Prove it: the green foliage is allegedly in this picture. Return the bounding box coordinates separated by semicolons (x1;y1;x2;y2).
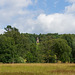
52;39;72;63
0;25;75;63
0;35;15;63
61;34;73;48
72;36;75;62
15;57;25;63
41;39;72;63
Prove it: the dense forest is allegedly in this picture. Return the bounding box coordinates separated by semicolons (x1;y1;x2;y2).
0;25;75;63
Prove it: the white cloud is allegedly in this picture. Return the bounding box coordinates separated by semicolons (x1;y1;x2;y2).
12;18;36;33
67;0;75;3
54;0;59;7
36;13;75;34
13;0;75;34
29;0;75;34
0;0;75;34
13;13;75;34
0;0;32;19
65;0;75;14
0;0;32;7
0;0;33;34
0;29;5;34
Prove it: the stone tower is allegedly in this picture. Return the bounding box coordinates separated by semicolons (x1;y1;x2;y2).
36;37;39;43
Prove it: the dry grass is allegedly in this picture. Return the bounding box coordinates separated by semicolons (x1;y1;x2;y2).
0;63;75;75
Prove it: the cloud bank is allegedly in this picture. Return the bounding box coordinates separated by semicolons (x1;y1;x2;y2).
0;0;75;34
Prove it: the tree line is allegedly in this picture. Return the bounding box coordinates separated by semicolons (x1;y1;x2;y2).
0;25;75;63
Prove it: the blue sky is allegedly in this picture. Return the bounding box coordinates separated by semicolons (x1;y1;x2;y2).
0;0;75;34
29;0;70;14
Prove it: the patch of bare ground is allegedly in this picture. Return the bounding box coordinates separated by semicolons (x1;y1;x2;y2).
49;69;75;74
0;72;44;75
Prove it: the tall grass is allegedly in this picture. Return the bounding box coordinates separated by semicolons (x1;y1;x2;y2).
0;63;75;75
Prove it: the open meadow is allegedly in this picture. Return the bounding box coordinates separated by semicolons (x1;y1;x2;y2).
0;63;75;75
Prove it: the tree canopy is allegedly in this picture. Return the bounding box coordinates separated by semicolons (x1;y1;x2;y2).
0;25;75;63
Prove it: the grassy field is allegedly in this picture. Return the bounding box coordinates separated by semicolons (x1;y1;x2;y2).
0;63;75;75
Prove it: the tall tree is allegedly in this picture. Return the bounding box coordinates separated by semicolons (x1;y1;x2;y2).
0;35;15;63
41;39;72;63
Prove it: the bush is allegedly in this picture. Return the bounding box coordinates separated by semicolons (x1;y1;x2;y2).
15;57;24;63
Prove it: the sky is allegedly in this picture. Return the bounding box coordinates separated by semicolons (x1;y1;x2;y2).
0;0;75;34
